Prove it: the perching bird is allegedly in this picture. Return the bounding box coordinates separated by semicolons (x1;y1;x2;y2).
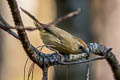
21;8;89;56
35;22;89;55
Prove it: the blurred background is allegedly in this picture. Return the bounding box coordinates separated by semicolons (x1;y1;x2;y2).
0;0;120;80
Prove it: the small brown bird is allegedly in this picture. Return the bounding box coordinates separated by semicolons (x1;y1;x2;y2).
21;8;89;56
35;22;89;55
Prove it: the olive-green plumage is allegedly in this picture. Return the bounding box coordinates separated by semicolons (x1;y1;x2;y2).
36;23;88;54
20;7;88;55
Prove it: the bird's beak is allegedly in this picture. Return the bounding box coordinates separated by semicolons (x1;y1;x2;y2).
83;48;90;58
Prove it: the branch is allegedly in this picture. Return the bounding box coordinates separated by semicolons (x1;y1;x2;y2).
0;15;88;64
1;0;120;80
20;7;81;30
0;15;19;39
1;17;120;79
1;8;80;33
88;43;120;80
48;8;80;25
6;0;45;69
5;26;39;31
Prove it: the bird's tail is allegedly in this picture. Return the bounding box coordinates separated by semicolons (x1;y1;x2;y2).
20;7;46;31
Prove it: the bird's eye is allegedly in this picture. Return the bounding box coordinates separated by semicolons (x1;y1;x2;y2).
79;46;84;49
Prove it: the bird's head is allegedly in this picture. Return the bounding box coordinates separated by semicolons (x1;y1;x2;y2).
77;39;90;57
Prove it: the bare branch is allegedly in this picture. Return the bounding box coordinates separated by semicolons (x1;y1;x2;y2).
59;56;106;65
88;43;120;80
86;63;90;80
0;15;19;39
0;15;90;65
1;18;120;79
8;26;39;31
1;1;119;80
6;0;45;70
0;15;89;64
20;7;41;25
27;63;35;80
20;7;81;29
48;8;81;25
24;58;29;80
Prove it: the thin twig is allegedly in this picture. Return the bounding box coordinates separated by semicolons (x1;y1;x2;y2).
86;63;90;80
85;56;90;80
20;7;81;29
31;64;35;80
27;63;35;80
0;14;10;26
6;0;44;70
48;8;81;25
2;1;120;80
3;8;80;32
7;0;31;54
1;19;120;79
24;58;29;80
20;7;41;25
59;56;106;65
0;15;19;39
8;26;38;31
0;17;90;64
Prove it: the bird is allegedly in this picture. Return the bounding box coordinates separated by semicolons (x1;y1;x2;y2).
20;8;89;56
35;22;89;56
